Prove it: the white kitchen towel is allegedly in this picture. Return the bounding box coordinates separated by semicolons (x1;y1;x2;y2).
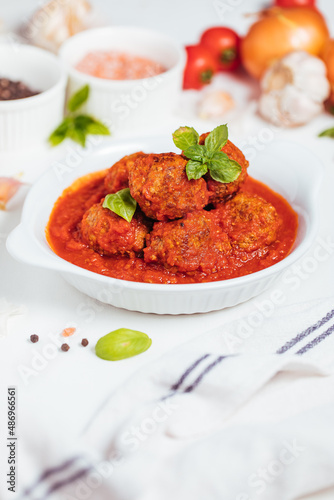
17;296;334;500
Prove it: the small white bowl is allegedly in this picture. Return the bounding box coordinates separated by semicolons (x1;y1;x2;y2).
6;138;322;315
59;26;186;135
0;44;67;151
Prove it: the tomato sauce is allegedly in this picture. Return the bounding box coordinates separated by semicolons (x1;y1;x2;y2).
46;171;298;284
75;51;166;80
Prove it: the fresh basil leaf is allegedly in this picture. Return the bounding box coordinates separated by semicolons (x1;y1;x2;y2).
67;84;90;113
95;328;152;361
186;160;208;180
73;115;95;129
67;126;86;147
103;188;137;222
183;145;206;162
208;156;241;183
204;148;215;160
74;115;111;138
319;127;334;138
173;126;199;151
49;133;67;147
86;119;111;136
205;124;228;153
48;117;73;146
210;151;229;162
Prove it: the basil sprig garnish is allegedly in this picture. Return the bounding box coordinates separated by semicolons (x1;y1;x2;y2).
103;188;137;223
173;124;241;183
49;85;110;147
95;328;152;361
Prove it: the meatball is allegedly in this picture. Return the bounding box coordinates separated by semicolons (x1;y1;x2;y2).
199;133;249;203
81;200;151;257
144;210;231;273
128;152;209;221
217;192;281;252
104;152;144;193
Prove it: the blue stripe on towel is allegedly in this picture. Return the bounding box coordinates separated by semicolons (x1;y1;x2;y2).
21;455;82;498
171;354;211;391
295;322;334;355
184;356;226;393
41;467;92;500
276;309;334;354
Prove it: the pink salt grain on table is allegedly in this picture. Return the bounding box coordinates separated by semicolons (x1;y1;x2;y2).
62;327;76;337
75;50;166;80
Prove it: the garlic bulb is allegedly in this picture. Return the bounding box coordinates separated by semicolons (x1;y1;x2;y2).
198;90;235;120
259;51;330;127
23;0;92;53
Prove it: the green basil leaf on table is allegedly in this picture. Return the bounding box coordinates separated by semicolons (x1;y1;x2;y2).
86;120;111;136
48;117;73;146
95;328;152;361
103;188;137;223
49;110;110;147
67;124;87;147
74;115;110;136
319;127;334;138
73;115;95;129
67;84;90;113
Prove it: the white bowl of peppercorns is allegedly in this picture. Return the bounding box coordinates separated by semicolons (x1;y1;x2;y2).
0;43;67;151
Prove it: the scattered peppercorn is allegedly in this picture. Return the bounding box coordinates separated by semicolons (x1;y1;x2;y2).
81;338;89;347
0;78;40;101
61;343;70;352
30;334;39;343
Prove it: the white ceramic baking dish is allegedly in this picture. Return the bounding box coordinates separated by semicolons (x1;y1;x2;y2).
6;137;322;314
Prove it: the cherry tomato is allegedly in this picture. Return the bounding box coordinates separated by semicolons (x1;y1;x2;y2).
183;45;218;90
274;0;316;7
199;27;241;72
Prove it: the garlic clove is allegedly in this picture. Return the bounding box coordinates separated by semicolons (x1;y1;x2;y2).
258;91;287;127
198;90;235;120
23;0;92;53
282;51;330;102
280;85;323;125
294;71;330;103
0;177;23;210
261;62;293;93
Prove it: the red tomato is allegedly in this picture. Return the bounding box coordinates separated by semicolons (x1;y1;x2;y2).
183;45;218;90
199;27;241;72
274;0;316;6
